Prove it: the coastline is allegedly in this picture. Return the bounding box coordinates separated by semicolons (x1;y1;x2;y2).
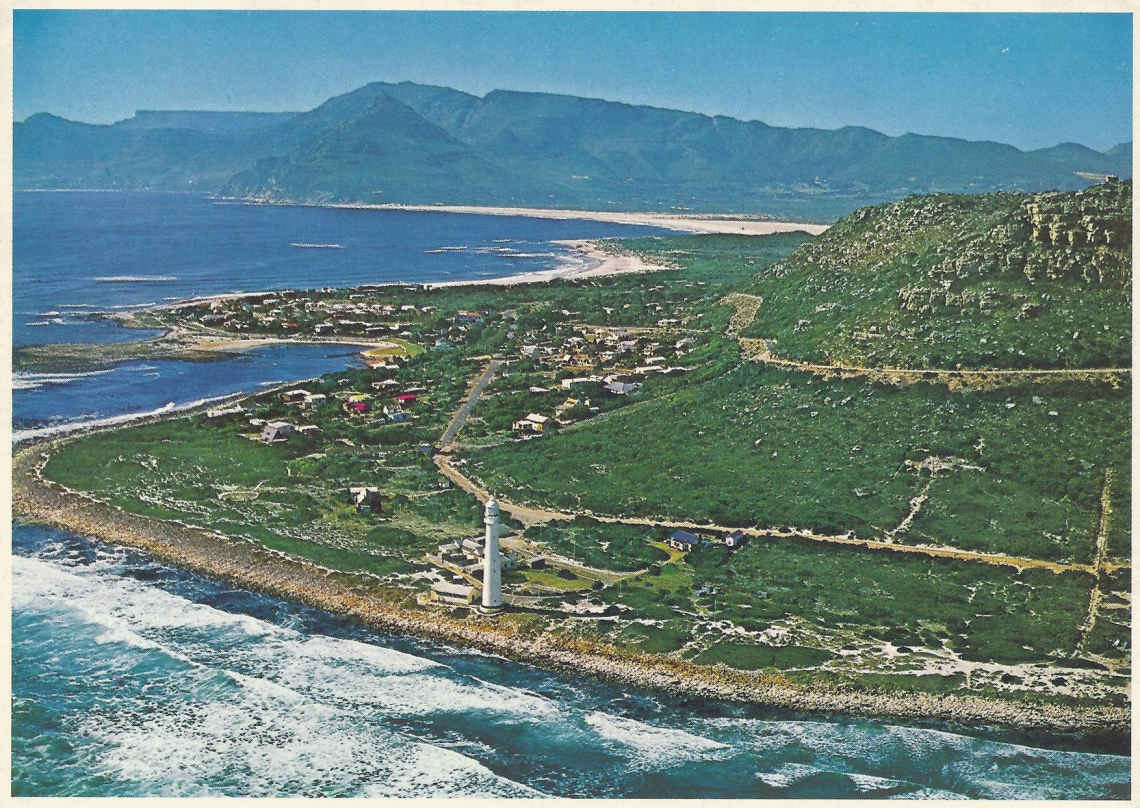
423;239;677;288
12;431;1129;746
15;239;678;375
229;196;832;236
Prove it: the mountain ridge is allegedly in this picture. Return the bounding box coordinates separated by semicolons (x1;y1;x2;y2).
15;81;1132;220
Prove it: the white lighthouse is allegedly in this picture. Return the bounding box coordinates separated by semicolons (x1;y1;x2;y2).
481;497;503;611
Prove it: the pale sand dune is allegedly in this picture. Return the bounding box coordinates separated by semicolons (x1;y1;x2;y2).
425;240;675;289
330;202;831;236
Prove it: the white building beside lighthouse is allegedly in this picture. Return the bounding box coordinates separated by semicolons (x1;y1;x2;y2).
481;498;503;611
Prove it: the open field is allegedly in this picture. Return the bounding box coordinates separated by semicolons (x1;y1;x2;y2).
466;364;1130;564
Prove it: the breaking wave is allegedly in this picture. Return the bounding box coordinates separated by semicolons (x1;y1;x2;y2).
11;530;1131;799
12;394;234;442
13;369;115;391
92;275;178;283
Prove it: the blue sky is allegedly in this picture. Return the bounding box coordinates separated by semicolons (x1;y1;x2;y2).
14;11;1133;151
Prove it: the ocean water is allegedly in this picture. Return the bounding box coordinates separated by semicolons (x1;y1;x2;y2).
14;190;669;440
11;191;1132;798
14;190;668;348
13;345;365;441
12;525;1131;799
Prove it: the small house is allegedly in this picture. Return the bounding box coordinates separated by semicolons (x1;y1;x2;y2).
604;381;642;396
387;410;412;424
431;580;474;604
303;393;327;408
348;486;383;514
260;421;293;443
280;389;310;404
343;399;370;415
725;530;748;549
454;311;484;324
513;413;549;435
668;530;700;551
437;540;461;557
396;394;418;405
206;404;244;419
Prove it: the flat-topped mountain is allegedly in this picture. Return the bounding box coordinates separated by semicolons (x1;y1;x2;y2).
15;81;1132;220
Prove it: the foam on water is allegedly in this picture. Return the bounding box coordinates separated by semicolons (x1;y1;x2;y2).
13;553;273;646
12;531;1131;798
92;275;178;282
13;369;115;391
585;711;730;766
294;632;443;674
13;394;233;441
14;549;548;797
702;716;1130;800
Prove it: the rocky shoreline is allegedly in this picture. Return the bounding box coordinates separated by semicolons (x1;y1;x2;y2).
12;435;1130;749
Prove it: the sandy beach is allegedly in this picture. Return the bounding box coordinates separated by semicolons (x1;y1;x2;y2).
234;197;832;236
425;239;676;288
341;203;831;236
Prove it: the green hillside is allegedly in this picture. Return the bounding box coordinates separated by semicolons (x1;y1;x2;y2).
735;180;1132;368
466;181;1131;565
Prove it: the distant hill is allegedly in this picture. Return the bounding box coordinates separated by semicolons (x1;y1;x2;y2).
113;110;299;136
14;112;270;190
14;81;1133;220
736;179;1132;368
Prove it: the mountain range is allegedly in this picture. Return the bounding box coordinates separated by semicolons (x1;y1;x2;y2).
15;81;1132;221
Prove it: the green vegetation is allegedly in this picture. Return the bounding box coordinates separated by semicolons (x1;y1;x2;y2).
469;365;1129;563
736;182;1131;369
597;531;1096;666
42;348;493;578
691;643;834;670
523;518;670;572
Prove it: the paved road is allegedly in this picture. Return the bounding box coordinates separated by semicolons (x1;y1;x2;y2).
438;359;501;451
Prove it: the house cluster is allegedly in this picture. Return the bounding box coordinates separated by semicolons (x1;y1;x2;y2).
497;321;702;440
250;381;424;444
667;529;749;552
171;288;441;339
518;324;693;378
